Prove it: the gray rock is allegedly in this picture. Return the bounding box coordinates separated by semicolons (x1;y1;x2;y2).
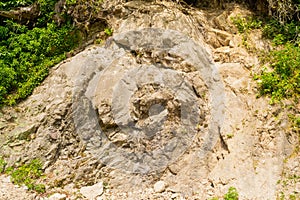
10;123;37;141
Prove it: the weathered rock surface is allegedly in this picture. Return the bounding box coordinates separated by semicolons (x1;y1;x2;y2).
0;1;298;200
0;175;38;200
154;181;167;193
80;182;103;200
47;193;67;200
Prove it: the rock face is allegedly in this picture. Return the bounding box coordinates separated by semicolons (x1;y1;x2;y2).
72;28;224;174
0;1;298;200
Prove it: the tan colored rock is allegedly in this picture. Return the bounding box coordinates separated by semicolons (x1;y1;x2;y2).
80;182;104;200
154;181;166;193
48;193;67;200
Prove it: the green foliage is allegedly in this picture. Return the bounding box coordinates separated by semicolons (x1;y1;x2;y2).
0;157;7;173
232;16;300;46
8;159;45;193
232;14;300;104
262;20;300;46
0;0;34;10
231;16;262;33
255;44;300;103
104;27;113;36
0;1;79;106
0;21;78;106
224;187;239;200
35;0;58;26
66;0;77;5
289;194;297;200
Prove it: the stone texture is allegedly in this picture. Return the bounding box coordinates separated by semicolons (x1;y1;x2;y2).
47;193;67;200
0;1;298;200
0;175;36;200
154;181;166;193
80;182;104;200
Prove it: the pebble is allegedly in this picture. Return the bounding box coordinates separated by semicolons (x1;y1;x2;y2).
154;181;166;193
48;193;67;200
171;193;179;199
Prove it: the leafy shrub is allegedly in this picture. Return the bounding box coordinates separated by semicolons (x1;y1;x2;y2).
66;0;77;5
231;16;262;33
0;21;78;105
224;187;239;200
8;159;45;193
262;20;300;45
0;0;111;106
255;44;300;103
0;0;34;10
232;14;300;104
104;28;113;36
0;157;7;173
0;0;79;106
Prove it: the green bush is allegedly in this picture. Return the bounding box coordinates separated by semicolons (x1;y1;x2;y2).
262;20;300;45
0;0;111;106
0;0;79;106
230;14;300;104
231;16;262;33
8;159;45;193
0;0;34;10
255;44;300;103
0;21;78;105
0;157;7;173
104;28;113;36
224;187;239;200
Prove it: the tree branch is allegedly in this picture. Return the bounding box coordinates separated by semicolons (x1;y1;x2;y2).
0;3;39;23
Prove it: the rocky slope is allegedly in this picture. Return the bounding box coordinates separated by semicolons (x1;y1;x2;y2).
0;1;299;199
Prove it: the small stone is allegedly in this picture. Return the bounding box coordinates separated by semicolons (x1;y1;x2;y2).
2;176;11;183
168;163;181;175
80;182;103;200
49;131;59;140
48;193;67;200
21;185;28;190
96;196;103;200
171;193;180;199
229;40;235;47
295;182;300;193
154;181;166;193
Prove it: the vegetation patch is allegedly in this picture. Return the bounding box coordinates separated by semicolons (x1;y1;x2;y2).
0;22;79;105
224;187;239;200
231;15;262;34
0;157;7;173
232;14;299;104
0;0;80;106
257;18;300;104
0;0;110;107
6;159;46;193
255;44;300;103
